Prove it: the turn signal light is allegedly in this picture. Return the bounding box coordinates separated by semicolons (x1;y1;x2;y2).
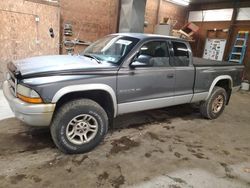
17;94;43;104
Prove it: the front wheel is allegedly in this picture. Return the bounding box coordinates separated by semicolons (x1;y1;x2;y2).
200;86;227;119
50;99;108;154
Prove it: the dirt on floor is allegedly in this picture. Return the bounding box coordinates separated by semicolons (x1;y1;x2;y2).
0;92;250;188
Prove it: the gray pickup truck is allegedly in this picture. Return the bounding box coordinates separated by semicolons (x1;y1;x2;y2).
3;33;244;154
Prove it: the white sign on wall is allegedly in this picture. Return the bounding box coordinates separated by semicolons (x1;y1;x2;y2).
203;39;227;61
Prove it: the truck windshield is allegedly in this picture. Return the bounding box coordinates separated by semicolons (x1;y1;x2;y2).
81;35;139;64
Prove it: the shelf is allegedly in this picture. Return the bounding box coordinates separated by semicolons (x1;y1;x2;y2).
229;59;240;63
232;52;242;55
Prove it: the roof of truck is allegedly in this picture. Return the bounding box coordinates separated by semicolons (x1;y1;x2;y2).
112;32;186;41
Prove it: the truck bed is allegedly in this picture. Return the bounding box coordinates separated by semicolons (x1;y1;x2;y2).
192;57;244;95
193;57;240;67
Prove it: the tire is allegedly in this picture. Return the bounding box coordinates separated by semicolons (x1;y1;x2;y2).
50;99;108;154
200;86;227;119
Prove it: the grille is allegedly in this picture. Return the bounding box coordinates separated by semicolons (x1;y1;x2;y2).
7;70;17;96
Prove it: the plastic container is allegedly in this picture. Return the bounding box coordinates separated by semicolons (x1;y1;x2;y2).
241;80;250;91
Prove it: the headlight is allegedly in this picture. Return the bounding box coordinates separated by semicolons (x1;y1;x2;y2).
17;84;43;104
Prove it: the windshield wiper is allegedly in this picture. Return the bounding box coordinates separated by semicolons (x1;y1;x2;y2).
83;54;101;64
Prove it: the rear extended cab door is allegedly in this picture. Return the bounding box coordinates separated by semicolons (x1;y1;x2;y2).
168;40;195;102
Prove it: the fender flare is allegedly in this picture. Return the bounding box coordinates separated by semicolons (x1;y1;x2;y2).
206;75;233;100
52;84;117;117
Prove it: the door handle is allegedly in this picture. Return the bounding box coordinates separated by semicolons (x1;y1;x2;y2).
167;73;174;78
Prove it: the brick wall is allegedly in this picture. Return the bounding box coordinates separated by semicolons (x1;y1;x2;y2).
144;0;188;33
60;0;188;54
60;0;119;54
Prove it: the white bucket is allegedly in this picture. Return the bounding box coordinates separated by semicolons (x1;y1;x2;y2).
241;81;250;91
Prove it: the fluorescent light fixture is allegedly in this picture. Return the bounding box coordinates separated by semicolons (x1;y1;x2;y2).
44;0;59;3
165;0;190;6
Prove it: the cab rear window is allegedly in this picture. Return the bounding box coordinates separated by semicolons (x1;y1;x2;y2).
171;41;189;66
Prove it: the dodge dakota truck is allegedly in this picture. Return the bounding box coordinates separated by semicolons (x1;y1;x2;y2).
3;33;244;154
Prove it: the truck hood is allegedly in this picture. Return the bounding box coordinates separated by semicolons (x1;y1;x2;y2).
13;55;115;76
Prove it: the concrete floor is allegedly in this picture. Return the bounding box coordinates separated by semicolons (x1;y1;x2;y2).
0;90;13;120
0;92;249;188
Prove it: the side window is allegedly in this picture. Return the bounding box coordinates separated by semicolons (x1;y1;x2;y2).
135;41;170;67
171;41;189;66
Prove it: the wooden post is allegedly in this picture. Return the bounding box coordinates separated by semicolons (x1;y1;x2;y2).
156;0;162;24
223;1;238;60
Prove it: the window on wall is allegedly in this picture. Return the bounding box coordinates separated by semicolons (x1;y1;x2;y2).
135;41;170;67
237;8;250;20
171;41;189;67
188;9;233;22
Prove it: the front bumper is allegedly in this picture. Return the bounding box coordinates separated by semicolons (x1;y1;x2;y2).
3;81;55;126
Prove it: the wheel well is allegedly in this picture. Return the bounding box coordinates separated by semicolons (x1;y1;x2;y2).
55;90;114;123
215;79;232;104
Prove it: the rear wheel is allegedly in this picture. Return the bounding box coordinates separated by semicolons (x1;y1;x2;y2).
50;99;108;154
200;86;227;119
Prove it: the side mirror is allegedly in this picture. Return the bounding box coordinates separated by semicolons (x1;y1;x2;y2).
131;51;140;61
130;51;140;68
130;61;146;67
130;52;149;68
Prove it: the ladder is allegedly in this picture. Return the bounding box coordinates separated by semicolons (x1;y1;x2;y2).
228;31;248;64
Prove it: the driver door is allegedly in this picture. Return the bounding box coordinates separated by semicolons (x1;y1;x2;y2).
117;40;175;114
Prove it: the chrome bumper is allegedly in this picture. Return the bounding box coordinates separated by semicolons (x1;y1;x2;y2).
3;81;55;126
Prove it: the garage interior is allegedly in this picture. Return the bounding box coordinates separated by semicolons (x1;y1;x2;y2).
0;0;250;187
